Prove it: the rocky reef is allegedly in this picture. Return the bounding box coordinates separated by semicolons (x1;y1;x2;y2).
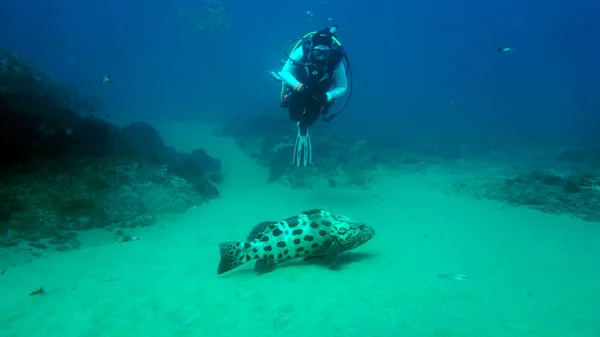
217;116;447;189
218;116;378;189
0;49;222;253
446;166;600;222
220;116;600;223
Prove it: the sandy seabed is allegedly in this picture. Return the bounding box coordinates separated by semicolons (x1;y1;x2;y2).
1;122;598;337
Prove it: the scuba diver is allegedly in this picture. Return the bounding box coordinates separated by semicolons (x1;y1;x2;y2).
268;25;353;167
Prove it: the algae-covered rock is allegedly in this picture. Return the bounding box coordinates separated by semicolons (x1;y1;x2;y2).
0;47;224;251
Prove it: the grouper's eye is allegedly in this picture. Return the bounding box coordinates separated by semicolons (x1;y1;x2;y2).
359;224;366;230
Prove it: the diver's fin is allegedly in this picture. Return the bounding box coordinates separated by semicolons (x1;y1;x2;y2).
292;122;312;167
268;70;283;82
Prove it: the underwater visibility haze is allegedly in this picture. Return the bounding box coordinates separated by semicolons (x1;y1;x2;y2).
0;0;599;336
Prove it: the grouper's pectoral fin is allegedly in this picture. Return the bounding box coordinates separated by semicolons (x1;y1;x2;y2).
253;258;277;274
328;242;341;268
304;241;341;269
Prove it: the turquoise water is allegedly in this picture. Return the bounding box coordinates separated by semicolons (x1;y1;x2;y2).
1;125;599;336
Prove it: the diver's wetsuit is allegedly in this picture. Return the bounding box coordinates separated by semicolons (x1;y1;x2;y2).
279;47;348;129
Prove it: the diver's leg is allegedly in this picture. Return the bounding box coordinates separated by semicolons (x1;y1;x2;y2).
288;96;304;122
305;98;325;126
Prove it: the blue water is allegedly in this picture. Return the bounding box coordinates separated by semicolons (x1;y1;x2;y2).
1;0;598;141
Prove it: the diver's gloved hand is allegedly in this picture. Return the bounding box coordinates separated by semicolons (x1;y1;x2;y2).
291;83;311;99
314;91;329;104
293;83;307;93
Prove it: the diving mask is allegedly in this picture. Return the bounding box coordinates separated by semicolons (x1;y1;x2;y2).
312;45;331;62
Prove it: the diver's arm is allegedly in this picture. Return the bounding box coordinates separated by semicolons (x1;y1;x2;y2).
279;48;304;88
327;62;348;99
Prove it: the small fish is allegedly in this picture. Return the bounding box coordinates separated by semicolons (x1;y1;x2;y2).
101;74;112;84
217;209;376;275
497;47;513;53
29;287;45;296
438;273;467;281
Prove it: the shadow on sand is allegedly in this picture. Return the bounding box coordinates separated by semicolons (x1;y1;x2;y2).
255;251;377;275
217;252;377;277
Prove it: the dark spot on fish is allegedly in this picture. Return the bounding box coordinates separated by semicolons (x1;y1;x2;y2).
264;245;272;251
283;249;289;255
311;243;319;248
272;228;283;236
252;248;258;253
286;255;293;260
268;254;274;259
287;218;300;228
245;255;252;261
322;220;332;227
260;236;269;242
254;254;260;258
277;241;286;248
304;250;310;255
268;224;276;230
243;242;251;249
255;234;263;240
277;253;283;259
318;230;327;237
293;238;301;245
303;235;314;242
235;242;241;247
297;247;304;252
292;229;303;236
294;253;301;257
310;222;319;229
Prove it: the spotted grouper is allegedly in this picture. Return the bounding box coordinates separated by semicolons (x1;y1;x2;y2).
217;209;376;275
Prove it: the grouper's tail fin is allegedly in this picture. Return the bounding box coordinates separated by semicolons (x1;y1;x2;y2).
217;241;254;275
